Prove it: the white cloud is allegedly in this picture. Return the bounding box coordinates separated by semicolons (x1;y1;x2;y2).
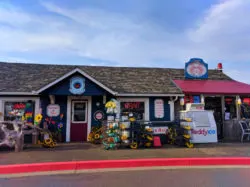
0;0;250;83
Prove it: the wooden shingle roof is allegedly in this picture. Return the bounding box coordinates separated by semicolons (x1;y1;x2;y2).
0;62;232;95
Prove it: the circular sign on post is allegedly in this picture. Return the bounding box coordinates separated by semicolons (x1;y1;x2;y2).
94;110;104;121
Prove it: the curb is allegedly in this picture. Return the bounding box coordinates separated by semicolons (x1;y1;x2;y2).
1;157;250;175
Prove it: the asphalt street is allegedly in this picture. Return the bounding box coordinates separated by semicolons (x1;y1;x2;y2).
1;168;250;187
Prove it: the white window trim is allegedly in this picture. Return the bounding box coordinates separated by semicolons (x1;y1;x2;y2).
66;96;92;142
117;98;149;121
0;97;40;122
71;101;88;123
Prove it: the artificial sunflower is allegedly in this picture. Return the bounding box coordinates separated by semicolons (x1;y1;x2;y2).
130;142;138;149
35;114;43;122
146;135;153;141
183;134;191;139
185;142;194;148
94;134;100;139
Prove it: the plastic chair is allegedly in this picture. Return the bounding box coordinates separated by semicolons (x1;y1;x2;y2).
239;121;250;142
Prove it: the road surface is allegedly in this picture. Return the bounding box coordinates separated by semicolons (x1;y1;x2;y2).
1;168;250;187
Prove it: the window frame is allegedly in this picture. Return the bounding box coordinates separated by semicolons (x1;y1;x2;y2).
71;100;88;123
117;98;149;121
0;97;40;122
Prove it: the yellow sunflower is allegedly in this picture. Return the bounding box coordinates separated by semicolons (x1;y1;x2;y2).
35;114;43;122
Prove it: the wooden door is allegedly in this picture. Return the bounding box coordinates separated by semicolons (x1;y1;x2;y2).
70;101;88;142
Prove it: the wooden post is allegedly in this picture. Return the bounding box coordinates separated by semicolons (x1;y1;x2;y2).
32;129;38;145
221;96;225;138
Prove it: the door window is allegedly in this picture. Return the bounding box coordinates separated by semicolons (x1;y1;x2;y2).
72;101;87;122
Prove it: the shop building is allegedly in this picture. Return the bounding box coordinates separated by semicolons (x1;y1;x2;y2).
1;58;250;142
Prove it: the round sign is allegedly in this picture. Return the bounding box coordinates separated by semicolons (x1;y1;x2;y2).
187;61;207;77
94;110;104;121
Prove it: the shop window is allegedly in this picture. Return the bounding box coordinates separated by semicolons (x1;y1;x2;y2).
4;101;35;122
224;97;237;120
120;102;145;120
241;98;250;119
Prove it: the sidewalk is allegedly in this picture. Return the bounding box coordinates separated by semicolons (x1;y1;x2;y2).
1;142;250;165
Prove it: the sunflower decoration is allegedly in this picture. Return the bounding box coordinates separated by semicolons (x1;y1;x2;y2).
185;142;194;148
34;114;43;126
130;142;138;149
146;134;153;141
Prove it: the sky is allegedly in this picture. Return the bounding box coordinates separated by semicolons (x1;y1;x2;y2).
0;0;250;83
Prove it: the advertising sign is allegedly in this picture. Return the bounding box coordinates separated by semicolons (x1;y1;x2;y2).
154;99;164;118
190;128;217;143
153;126;168;135
185;58;208;79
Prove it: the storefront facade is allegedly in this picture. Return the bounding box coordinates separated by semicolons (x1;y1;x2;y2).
0;64;184;142
1;58;250;142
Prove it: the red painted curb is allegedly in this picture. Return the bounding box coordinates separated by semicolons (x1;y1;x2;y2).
1;157;250;175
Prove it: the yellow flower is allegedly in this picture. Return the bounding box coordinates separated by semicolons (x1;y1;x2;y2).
35;114;43;122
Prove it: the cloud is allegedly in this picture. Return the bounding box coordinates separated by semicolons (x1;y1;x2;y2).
0;0;250;83
186;0;250;61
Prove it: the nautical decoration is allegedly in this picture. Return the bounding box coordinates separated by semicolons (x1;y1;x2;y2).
69;76;85;95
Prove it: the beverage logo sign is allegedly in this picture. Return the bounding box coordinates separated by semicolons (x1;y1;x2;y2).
191;129;216;136
185;58;208;79
69;77;85;95
94;110;105;121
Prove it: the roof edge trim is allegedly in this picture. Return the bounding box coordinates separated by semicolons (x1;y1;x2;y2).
36;68;118;95
117;93;184;97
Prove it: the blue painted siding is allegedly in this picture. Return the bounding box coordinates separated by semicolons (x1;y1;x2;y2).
149;97;170;121
40;96;67;142
91;95;115;127
42;73;108;96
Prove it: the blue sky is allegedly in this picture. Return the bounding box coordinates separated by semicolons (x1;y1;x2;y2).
0;0;250;83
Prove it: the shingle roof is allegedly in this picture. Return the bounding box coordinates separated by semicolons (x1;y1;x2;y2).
0;62;232;94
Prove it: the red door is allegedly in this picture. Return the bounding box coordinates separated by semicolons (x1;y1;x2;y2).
70;101;88;142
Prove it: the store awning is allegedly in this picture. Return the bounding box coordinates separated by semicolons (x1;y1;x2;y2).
173;80;250;95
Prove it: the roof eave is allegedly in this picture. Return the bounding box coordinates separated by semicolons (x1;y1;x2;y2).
117;93;184;97
35;68;118;96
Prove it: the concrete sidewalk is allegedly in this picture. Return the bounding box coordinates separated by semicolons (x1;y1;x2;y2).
1;143;250;165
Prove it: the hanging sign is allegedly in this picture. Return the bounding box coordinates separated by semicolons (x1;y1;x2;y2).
47;104;60;117
185;58;208;79
69;76;85;95
154;99;164;118
94;110;105;121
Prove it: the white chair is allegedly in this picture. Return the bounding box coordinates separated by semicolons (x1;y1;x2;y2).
239;121;250;142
